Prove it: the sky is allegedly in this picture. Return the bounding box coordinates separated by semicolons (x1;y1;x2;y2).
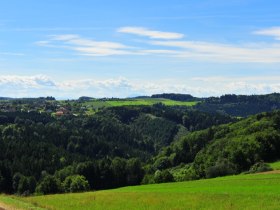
1;0;280;99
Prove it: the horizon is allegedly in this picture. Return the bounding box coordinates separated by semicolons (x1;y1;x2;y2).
0;92;279;101
1;0;280;98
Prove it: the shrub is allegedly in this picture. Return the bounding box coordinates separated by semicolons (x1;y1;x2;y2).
154;170;174;183
249;161;272;173
205;159;237;178
141;174;155;185
62;175;89;193
36;175;61;195
172;166;199;182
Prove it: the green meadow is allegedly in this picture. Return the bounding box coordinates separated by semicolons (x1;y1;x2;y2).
74;98;199;115
83;98;198;108
1;173;280;210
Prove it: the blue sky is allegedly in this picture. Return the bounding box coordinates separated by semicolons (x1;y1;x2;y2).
1;0;280;98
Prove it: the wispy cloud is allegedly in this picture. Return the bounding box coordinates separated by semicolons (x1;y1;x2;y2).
254;27;280;40
37;27;280;62
118;27;184;39
149;40;280;63
37;34;136;56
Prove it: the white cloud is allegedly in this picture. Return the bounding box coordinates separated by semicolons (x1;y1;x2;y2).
74;47;131;56
188;76;280;96
118;27;184;39
0;75;56;88
254;27;280;40
0;75;279;99
0;75;57;98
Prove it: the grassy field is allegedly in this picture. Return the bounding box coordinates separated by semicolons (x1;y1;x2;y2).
75;98;199;115
0;195;45;210
1;173;280;210
83;98;199;108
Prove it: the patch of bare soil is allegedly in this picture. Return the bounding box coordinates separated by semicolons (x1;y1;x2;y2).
257;170;280;174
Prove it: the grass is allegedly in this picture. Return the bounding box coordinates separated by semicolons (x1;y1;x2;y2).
268;160;280;170
1;173;280;210
82;98;198;108
0;195;45;210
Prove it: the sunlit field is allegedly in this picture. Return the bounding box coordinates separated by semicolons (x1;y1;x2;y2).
1;173;280;210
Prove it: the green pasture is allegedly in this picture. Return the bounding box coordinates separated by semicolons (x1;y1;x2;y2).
83;98;198;108
1;173;280;210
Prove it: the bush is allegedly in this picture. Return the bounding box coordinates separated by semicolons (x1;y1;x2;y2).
62;175;89;193
205;159;237;178
172;166;199;182
154;170;174;183
36;175;61;195
141;174;155;185
249;162;272;173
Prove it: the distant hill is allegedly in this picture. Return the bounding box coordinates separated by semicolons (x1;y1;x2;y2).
78;96;95;101
0;97;12;100
0;96;55;101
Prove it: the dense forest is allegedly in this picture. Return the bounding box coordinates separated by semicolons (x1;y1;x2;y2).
0;93;279;195
195;93;280;117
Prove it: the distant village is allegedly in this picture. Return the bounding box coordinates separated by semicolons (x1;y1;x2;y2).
0;97;94;116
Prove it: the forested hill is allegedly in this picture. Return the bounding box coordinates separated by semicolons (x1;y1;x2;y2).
0;94;279;196
137;93;280;117
0;105;233;194
195;93;280;117
148;110;280;183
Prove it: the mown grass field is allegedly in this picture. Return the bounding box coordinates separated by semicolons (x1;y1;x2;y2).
1;173;280;210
